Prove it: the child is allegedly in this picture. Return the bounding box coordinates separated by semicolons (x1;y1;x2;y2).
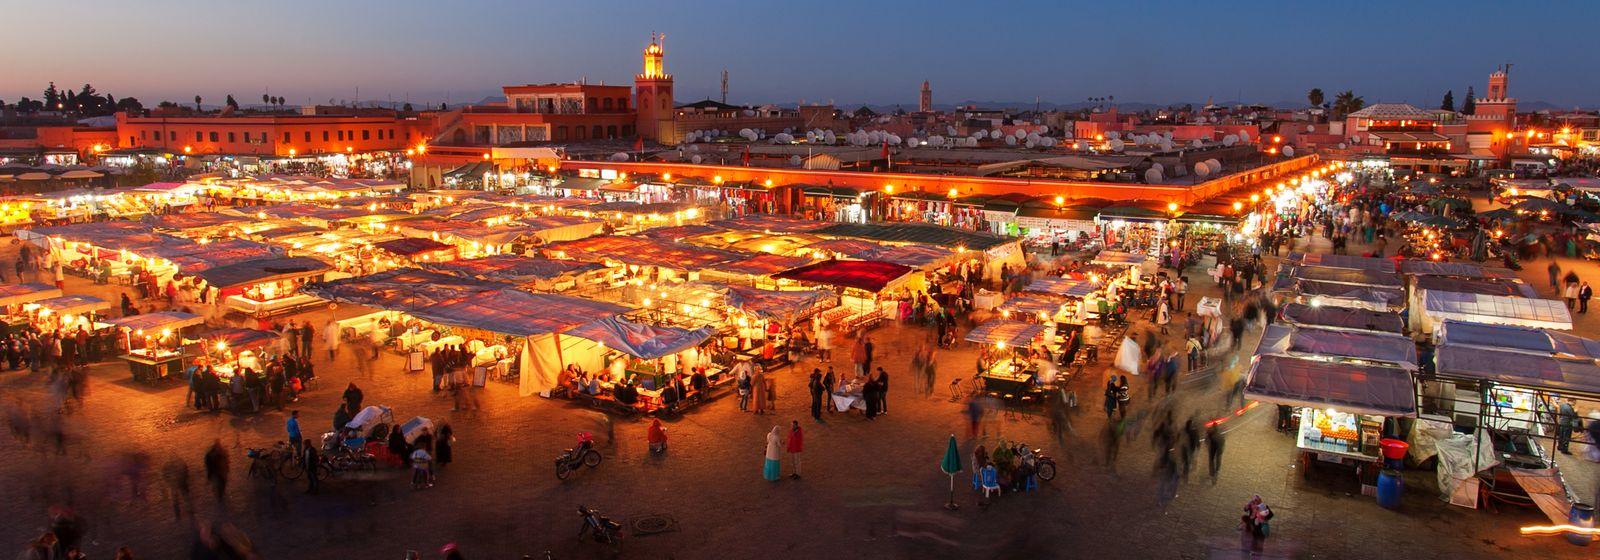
410;447;433;489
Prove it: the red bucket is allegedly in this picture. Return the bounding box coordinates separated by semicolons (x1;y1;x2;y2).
1380;438;1409;460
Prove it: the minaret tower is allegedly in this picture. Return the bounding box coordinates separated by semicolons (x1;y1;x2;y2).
634;32;677;144
919;80;933;113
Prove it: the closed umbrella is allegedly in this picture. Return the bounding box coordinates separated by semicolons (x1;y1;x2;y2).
1470;229;1487;262
940;434;962;510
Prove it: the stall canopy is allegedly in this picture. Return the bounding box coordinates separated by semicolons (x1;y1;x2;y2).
1295;280;1406;311
423;255;603;284
997;293;1066;317
704;253;816;277
194;256;328;289
1285;265;1403;288
145;213;250;231
562;317;715;359
772;259;914;292
203;327;280;350
860;244;956;269
32;295;111;315
518;215;605;244
637;224;726;241
964;319;1046;347
304;268;512;311
1024;277;1097;298
1091;250;1149;266
1279;302;1405;334
1254;324;1419;369
414;290;628;338
103;311;204;332
1412;275;1537;298
1436;345;1600;397
1436;320;1600;360
722;285;838;324
1244;355;1418;417
544;235;745;270
374;237;455;257
805;239;886;257
1287;252;1397;273
1421;291;1572;330
710;214;829;234
0;283;63;307
1399;260;1502;279
809;222;1012;251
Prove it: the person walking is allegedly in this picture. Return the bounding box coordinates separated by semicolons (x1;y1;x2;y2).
1206;423;1225;481
1565;279;1580;310
1115;376;1130;419
435;422;453;469
203;439;228;505
298;321;314;358
786;420;804;479
1176;276;1188;311
1582;282;1594;314
302;438;321;494
736;363;752;412
1103;378;1118;419
851;336;867;377
807;368;825;421
822;366;837;413
762;426;782;482
1156;300;1170;334
816;321;834;362
1549;261;1562;289
323;319;340;361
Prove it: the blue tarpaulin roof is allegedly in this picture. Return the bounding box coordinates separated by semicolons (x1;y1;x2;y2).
32;295;110;315
964;319;1045;347
562;316;715;359
103;311;203;332
998;293;1067;317
1436;319;1600;359
1024;277;1097;298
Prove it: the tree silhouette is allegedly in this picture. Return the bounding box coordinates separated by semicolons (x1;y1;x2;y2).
1462;87;1476;115
225;95;239;110
194;95;203;111
1307;88;1324;108
1441;90;1455;112
44;82;59;109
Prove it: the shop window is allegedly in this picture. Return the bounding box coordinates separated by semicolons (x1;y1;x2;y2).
555;126;568;141
603;98;613;111
575;126;587;140
305;132;311;142
323;131;330;141
606;125;617;139
209;132;218;142
362;130;370;140
169;131;176;141
616;98;627;110
228;132;236;143
195;131;203;142
591;125;602;139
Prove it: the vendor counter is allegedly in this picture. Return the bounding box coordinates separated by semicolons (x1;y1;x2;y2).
123;350;184;383
226;293;323;317
981;359;1037;395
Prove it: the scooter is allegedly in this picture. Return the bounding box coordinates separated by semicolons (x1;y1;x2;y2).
1014;443;1057;482
577;505;622;545
555;432;602;480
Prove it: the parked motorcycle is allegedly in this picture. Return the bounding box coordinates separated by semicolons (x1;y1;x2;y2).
1014;442;1057;482
577;505;622;545
556;432;602;480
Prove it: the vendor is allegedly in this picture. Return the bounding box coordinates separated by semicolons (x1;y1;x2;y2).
614;381;640;406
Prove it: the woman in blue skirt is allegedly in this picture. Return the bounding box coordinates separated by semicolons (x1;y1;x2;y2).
763;426;782;481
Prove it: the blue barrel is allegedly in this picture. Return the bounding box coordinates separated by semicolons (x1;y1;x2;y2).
1569;503;1595;546
1376;469;1403;510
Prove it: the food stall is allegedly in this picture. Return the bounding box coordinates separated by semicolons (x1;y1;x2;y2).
1278;302;1406;335
773;259;917;334
1244;354;1417;486
371;237;459;266
193;327;283;382
0;283;64;334
27;294;113;331
561;316;719;410
104;311;204;382
198;256;331;317
965;319;1047;395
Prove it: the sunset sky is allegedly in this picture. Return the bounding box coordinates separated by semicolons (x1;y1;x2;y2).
7;0;1598;109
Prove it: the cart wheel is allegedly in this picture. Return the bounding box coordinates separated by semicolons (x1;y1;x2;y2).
556;463;573;480
1037;461;1056;481
370;423;390;441
583;449;602;468
280;459;304;480
316;462;333;481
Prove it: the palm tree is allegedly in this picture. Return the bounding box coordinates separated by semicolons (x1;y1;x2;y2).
1307;88;1324;109
194;95;202;112
1332;91;1365;118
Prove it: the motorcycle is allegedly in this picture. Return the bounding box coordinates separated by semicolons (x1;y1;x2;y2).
1014;443;1057;482
556;432;602;480
577;505;622;545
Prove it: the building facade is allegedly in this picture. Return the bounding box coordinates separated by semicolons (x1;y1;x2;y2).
115;112;429;156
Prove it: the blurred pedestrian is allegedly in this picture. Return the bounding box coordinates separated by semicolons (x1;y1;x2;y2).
1207;423;1225;481
302;439;320;494
808;368;824;421
203;439;228;505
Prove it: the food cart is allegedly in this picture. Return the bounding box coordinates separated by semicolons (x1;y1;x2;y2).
965;319;1047;396
193;327;282;382
1244;354;1417;489
104;311;205;382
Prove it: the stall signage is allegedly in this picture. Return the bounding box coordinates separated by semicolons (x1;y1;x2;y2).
1016;216;1095;231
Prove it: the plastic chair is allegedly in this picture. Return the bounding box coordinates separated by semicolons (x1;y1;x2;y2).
980;465;1002;498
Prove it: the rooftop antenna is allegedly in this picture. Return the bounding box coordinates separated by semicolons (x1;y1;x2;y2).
721;69;729;104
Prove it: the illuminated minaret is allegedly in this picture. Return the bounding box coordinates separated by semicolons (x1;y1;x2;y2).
635;32;676;144
919;80;933;113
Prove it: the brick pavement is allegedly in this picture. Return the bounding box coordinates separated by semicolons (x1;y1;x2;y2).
0;237;1589;559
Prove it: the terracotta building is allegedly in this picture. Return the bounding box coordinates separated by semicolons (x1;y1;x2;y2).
115;111;431;156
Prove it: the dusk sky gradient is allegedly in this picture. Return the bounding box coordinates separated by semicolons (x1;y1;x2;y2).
7;0;1600;109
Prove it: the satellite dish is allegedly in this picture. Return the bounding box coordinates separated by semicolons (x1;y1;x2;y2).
789;155;802;166
691;155;703;164
1282;146;1295;157
610;152;630;161
1005;135;1018;146
1109;139;1125;152
1145;168;1163;183
1222;135;1238;147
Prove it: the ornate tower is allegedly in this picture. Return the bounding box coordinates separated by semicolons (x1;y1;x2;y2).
919;80;933;113
1474;65;1517;126
635;33;677;144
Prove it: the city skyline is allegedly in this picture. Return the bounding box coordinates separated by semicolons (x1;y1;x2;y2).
7;0;1600;110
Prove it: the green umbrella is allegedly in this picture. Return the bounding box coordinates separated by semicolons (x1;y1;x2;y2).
940;435;962;510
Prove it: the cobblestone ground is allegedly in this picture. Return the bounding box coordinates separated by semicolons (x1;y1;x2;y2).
0;234;1593;559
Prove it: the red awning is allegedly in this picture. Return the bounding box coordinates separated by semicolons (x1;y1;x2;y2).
773;259;913;293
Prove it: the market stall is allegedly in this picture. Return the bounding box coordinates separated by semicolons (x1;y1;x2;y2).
965;319;1048;395
196;256;330;317
560;316;719;412
1413;290;1572;334
773;259;917;334
0;283;63;334
422;255;607;292
104;311;204;382
1245;354;1417;487
1278;302;1406;334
